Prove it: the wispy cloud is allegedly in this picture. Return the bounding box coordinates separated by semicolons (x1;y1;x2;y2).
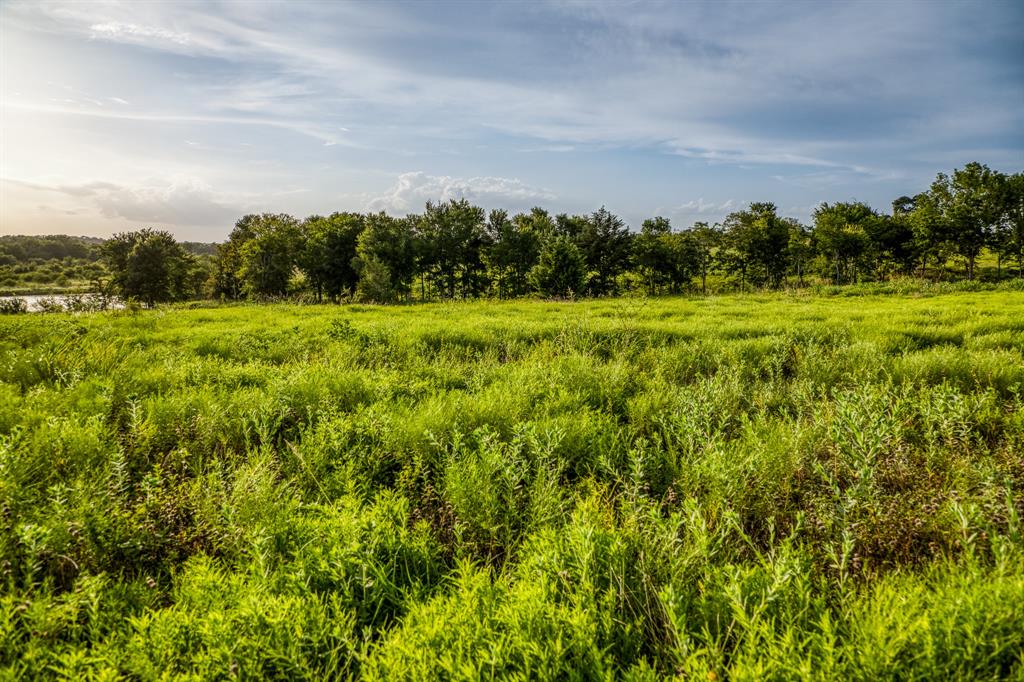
1;0;1020;237
2;100;352;147
670;146;864;172
9;0;1021;164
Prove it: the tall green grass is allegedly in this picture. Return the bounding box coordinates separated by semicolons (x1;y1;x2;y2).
1;291;1022;679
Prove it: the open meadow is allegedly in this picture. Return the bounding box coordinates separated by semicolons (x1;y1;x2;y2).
2;290;1023;679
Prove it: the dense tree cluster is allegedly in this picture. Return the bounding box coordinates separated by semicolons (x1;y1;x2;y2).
0;235;218;296
104;162;1024;304
0;236;105;293
101;229;206;306
0;235;102;264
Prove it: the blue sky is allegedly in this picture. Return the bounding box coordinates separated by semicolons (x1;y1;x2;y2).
1;0;1022;240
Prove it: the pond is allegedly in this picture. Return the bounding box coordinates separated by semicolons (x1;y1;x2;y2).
0;294;123;312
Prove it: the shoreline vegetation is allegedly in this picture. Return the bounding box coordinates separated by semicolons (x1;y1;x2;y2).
3;276;1024;315
1;290;1022;678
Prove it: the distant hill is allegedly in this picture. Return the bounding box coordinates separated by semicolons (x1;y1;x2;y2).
0;234;105;262
0;234;219;263
180;241;220;257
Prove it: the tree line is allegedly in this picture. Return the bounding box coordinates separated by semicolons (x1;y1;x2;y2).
0;235;103;265
101;161;1024;305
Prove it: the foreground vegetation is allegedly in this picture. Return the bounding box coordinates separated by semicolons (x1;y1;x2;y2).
1;291;1023;679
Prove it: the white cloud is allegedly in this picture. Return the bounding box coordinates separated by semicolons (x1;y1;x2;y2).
365;172;556;214
673;198;736;214
89;21;191;46
657;198;741;228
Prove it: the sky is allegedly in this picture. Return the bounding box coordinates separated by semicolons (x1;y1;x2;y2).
1;1;1022;241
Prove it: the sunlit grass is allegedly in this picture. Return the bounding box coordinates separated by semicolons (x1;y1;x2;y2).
1;290;1022;678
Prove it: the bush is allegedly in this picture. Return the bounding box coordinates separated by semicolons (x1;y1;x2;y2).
0;297;27;314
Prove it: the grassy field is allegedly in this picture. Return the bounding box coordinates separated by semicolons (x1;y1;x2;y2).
1;291;1023;680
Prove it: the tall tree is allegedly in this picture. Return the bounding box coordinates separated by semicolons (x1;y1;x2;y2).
299;212;364;301
812;202;874;284
881;197;922;276
721;203;790;288
485;208;543;298
688;221;721;294
861;212;913;279
932;162;1003;280
634;217;674;294
102;228;195;306
1001;172;1024;277
418;199;488;299
576;207;632;296
906;192;950;279
211;215;259;299
237;213;301;297
355;212;417;301
785;219;813;286
665;230;701;292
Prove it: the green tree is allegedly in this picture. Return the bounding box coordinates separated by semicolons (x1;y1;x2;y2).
484;208;544;298
881;197;922;276
1000;172;1024;277
354;256;395;303
236;213;301;297
210;216;260;299
665;230;701;292
299;212;364;300
554;213;589;241
355;212;417;301
932;162;1003;280
576;207;632;296
633;217;674;294
418;199;488;299
687;222;721;294
530;235;587;298
812;202;874;284
785;219;813;286
906;192;950;279
721;203;790;288
102;228;195;306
